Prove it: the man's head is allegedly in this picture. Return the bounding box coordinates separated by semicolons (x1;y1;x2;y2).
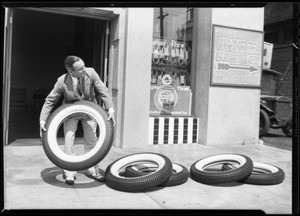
64;56;86;78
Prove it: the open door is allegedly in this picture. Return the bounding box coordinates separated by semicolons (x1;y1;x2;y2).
4;8;115;144
2;8;13;146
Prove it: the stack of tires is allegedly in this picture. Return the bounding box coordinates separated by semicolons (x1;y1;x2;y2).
189;153;285;185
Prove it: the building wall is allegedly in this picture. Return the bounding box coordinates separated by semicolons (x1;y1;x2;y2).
110;8;154;149
264;2;293;25
205;8;264;145
107;7;265;148
272;45;293;98
264;2;293;98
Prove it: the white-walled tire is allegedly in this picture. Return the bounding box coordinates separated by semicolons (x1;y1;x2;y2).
105;153;173;192
125;162;189;187
190;153;253;184
42;101;114;171
222;162;285;185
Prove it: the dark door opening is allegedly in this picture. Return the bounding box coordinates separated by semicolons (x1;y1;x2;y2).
8;8;108;144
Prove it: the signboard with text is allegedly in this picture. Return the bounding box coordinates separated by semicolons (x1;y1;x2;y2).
263;42;273;69
150;85;192;116
211;25;264;88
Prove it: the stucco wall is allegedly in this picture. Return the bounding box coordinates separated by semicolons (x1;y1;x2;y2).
212;8;264;31
205;7;264;145
207;88;261;145
113;8;154;149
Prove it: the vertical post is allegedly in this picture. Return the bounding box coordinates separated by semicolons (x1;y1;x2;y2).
159;8;164;38
119;8;154;149
190;8;213;145
104;20;109;87
3;8;13;146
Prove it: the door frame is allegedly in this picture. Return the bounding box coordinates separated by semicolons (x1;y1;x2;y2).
2;8;13;146
2;7;117;145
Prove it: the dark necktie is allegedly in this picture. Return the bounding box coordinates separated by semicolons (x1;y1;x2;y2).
77;78;83;97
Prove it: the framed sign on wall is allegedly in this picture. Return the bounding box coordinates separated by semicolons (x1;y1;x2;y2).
210;25;264;88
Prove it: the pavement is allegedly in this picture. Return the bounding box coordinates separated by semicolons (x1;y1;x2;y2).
3;139;293;214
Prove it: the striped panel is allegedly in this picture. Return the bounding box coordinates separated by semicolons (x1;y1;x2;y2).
163;118;169;144
149;117;199;145
148;117;154;145
153;118;159;145
158;117;164;144
168;117;174;145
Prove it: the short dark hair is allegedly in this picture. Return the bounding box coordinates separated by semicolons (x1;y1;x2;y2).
64;55;80;70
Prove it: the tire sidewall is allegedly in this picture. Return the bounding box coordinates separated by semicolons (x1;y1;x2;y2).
124;162;189;187
282;121;292;137
190;153;253;184
222;162;285;185
259;109;270;137
105;153;173;192
42;101;114;171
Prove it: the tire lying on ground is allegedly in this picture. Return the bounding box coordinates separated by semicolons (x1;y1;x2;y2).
222;162;285;185
125;162;189;187
190;153;253;184
105;153;173;192
42;100;114;171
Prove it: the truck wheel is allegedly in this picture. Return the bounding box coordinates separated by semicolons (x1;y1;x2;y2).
190;154;253;185
125;162;189;187
222;162;285;185
282;121;292;137
259;109;270;137
42;101;114;171
105;153;172;192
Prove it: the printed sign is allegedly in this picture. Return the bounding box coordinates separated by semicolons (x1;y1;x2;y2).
263;42;273;69
211;25;263;88
154;85;178;113
150;85;191;116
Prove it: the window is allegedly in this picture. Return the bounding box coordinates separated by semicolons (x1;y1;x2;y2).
150;8;193;116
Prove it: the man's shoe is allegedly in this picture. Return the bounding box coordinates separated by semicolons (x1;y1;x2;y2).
63;173;76;180
92;173;105;182
65;176;75;185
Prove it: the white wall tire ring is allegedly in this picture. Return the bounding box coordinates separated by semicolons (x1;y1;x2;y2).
125;162;189;187
222;162;285;185
105;153;173;192
42;101;114;171
190;154;253;185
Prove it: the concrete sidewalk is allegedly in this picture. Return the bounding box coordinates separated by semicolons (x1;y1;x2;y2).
3;140;292;214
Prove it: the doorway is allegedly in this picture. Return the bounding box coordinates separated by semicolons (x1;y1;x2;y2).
7;8;109;144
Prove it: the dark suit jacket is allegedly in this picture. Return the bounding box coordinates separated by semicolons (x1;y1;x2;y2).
40;67;114;122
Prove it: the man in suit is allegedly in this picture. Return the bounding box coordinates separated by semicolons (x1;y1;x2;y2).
39;55;115;185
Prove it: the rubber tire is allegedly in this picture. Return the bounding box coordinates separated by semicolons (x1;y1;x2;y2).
42;100;114;171
125;162;189;187
259;109;270;137
190;153;253;185
222;162;285;185
282;121;292;137
105;153;173;192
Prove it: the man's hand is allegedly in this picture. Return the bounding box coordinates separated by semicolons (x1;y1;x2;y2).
40;121;46;138
107;109;115;126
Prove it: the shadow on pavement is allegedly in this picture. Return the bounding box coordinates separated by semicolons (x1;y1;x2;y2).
40;166;106;189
